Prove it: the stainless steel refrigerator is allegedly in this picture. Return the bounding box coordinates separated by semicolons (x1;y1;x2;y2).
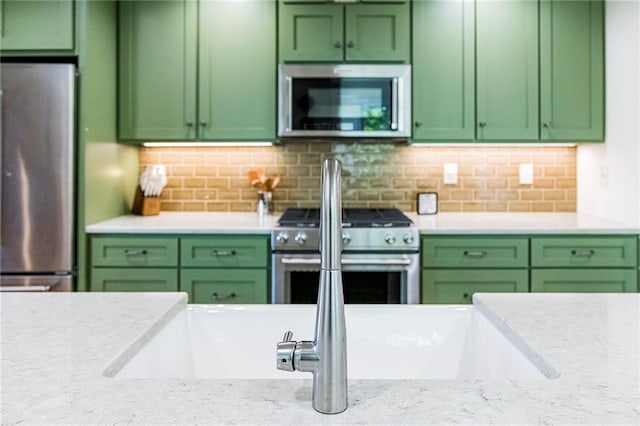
0;63;75;292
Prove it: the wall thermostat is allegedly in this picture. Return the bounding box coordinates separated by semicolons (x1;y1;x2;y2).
417;192;438;215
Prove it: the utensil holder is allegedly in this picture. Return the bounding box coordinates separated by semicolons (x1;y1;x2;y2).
131;186;161;216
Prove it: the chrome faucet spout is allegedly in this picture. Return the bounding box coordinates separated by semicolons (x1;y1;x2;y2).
276;159;348;414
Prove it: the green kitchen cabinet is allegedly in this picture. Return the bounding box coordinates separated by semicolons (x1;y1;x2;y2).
539;0;604;141
475;0;539;140
89;235;179;292
531;270;637;293
421;235;529;304
118;0;197;140
412;0;475;141
180;269;268;304
91;268;179;292
198;1;276;140
278;2;410;63
180;235;269;268
118;0;275;142
531;235;638;293
422;269;528;304
0;0;74;53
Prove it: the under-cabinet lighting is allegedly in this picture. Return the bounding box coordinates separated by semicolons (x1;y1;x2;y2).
142;141;274;147
409;142;577;148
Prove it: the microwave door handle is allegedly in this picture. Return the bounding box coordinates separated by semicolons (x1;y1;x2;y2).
390;78;399;130
285;76;293;132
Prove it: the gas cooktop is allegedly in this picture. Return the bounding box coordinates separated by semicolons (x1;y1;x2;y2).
276;208;413;228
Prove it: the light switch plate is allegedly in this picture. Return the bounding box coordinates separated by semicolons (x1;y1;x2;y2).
417;192;438;215
519;163;534;184
443;163;458;184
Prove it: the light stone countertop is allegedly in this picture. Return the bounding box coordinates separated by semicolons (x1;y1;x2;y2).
86;212;639;234
1;292;639;425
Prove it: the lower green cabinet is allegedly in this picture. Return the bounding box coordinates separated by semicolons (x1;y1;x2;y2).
531;269;638;293
421;269;528;304
180;269;268;304
91;268;179;292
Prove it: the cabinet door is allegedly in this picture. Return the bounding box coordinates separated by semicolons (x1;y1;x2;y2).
278;4;344;62
118;0;197;140
345;4;410;62
198;1;275;140
91;268;179;292
531;269;638;293
531;236;638;268
421;236;529;268
91;236;179;267
476;0;539;140
0;0;74;52
422;269;528;304
412;0;475;141
181;236;269;268
180;269;268;304
540;0;604;141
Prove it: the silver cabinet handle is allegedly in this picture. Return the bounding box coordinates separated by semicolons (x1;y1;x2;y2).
186;121;194;127
334;41;342;49
347;41;355;48
200;121;207;127
464;250;487;258
124;249;147;256
543;121;552;128
571;249;595;257
212;250;236;257
478;121;487;128
211;292;236;301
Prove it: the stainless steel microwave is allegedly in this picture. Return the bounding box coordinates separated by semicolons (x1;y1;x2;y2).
278;64;411;139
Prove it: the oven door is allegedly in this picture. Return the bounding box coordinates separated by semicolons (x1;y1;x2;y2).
272;252;419;304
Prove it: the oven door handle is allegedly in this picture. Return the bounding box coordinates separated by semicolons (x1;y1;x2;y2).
280;258;412;266
0;285;52;292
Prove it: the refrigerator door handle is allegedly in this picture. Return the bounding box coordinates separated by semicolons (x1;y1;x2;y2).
0;285;52;292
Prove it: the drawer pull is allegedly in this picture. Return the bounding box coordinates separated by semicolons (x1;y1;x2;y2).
464;250;487;258
211;292;237;301
124;249;148;257
571;249;595;257
212;250;236;257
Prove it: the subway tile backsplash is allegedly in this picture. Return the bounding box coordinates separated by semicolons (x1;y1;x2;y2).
139;143;576;213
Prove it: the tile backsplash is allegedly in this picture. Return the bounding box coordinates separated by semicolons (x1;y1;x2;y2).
139;143;576;213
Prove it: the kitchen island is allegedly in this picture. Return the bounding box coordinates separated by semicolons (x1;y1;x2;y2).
1;292;638;424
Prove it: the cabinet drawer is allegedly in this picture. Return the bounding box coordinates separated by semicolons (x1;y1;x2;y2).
180;269;268;304
91;236;179;267
531;269;638;293
531;236;637;268
421;269;528;304
181;236;268;268
91;268;179;292
421;236;529;268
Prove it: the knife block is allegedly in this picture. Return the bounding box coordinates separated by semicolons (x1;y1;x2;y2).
131;186;161;216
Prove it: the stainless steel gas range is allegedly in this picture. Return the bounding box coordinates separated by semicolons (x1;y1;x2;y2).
271;208;420;304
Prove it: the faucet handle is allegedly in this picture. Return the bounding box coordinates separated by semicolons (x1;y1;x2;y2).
277;330;296;372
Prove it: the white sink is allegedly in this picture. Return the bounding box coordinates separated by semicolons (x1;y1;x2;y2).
112;305;553;380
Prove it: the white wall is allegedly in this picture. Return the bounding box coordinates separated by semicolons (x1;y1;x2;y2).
577;0;640;227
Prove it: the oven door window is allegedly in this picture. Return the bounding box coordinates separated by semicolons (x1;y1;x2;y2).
291;78;393;132
290;271;401;304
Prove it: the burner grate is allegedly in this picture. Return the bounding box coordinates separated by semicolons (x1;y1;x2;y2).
277;208;412;228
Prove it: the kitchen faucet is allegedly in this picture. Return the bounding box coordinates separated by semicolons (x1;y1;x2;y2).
276;158;348;414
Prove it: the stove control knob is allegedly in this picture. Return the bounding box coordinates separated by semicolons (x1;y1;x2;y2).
342;233;351;245
403;234;415;245
384;234;396;245
275;232;290;244
294;232;307;246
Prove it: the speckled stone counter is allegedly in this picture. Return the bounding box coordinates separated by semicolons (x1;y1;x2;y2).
1;292;638;425
86;212;639;235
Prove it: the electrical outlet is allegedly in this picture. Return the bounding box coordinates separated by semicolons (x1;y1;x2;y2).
443;163;458;185
519;163;534;185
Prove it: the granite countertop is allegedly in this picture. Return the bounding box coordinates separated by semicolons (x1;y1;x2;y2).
86;212;639;234
1;292;639;425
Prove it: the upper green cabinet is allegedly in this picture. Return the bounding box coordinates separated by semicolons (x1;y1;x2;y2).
0;0;74;53
412;0;604;143
476;0;539;141
412;0;475;140
278;1;410;63
539;0;604;141
118;0;275;142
